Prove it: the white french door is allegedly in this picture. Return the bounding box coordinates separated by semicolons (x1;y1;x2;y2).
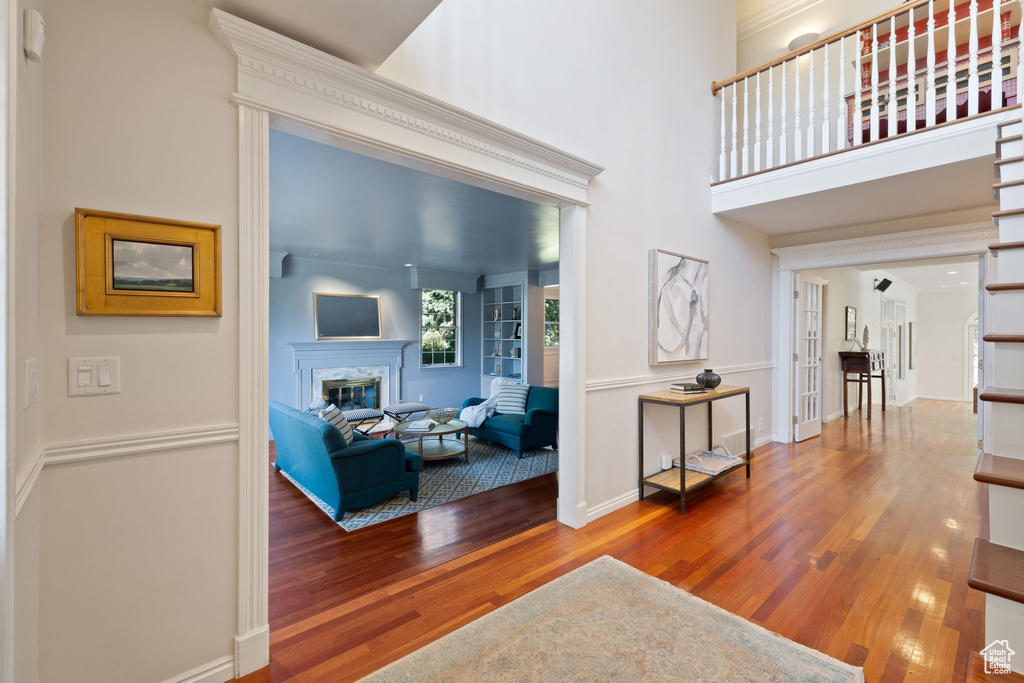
795;274;825;441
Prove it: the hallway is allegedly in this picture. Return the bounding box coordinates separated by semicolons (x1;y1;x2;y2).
245;399;985;682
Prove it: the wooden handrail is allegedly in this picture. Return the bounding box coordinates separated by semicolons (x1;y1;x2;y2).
714;0;969;95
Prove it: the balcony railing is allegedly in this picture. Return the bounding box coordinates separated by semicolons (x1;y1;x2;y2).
713;0;1023;183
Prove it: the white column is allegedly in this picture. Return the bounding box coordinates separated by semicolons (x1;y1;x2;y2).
927;0;938;125
967;0;980;116
947;0;958;121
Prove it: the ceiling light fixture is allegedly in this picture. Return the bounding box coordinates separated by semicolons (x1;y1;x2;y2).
404;263;414;267
308;252;319;257
959;281;967;285
947;271;958;275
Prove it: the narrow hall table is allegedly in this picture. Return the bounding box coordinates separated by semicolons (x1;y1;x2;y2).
637;385;751;514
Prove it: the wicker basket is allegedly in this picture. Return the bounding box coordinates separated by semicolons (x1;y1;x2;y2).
429;407;459;425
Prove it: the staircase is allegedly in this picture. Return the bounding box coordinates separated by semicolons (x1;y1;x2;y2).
971;116;1024;676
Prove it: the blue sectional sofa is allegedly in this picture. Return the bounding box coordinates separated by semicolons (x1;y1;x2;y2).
269;401;422;521
461;385;558;458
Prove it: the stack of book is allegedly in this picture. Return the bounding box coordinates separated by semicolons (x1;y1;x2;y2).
670;383;706;395
403;419;435;432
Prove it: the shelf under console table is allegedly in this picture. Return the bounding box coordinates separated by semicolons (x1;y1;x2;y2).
637;385;751;515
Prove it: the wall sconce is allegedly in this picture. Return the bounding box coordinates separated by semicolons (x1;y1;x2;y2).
787;32;820;52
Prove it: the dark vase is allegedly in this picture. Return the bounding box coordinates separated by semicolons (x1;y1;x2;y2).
696;369;721;389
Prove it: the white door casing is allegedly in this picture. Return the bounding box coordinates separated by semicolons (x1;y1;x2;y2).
795;274;825;441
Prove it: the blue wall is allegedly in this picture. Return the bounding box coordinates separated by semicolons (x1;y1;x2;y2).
269;256;482;413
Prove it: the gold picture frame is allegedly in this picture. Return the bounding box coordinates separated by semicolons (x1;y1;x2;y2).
76;208;222;316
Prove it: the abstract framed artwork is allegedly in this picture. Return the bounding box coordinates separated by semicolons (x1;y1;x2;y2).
76;208;221;316
845;306;857;341
649;249;709;364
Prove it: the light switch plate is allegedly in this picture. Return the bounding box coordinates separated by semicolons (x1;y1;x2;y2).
68;356;121;396
24;358;38;408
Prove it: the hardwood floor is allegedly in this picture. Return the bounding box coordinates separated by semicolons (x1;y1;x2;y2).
239;400;1000;682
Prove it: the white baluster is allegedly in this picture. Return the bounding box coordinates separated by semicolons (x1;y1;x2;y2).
856;29;865;145
795;56;803;159
888;17;898;135
838;35;848;150
992;0;1003;110
754;72;762;172
808;48;816;157
742;77;751;175
719;91;727;180
822;42;831;153
768;66;775;169
781;61;789;165
967;0;979;115
927;0;937;125
907;6;917;132
947;0;958;121
731;82;738;176
871;23;881;141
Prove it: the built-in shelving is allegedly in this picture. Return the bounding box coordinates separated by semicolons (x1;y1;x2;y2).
969;538;1024;605
975;453;1024;490
481;284;524;382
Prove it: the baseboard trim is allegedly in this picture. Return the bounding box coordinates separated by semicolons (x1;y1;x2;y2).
585;361;774;393
915;395;969;403
161;655;234;683
234;625;270;678
14;445;44;516
45;424;240;466
587;489;639;523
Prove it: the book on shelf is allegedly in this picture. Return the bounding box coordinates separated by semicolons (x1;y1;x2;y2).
403;419;435;432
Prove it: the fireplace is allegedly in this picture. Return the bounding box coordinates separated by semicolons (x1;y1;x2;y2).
322;377;381;412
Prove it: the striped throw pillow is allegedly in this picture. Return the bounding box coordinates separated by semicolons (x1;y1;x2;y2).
496;384;529;414
319;405;354;445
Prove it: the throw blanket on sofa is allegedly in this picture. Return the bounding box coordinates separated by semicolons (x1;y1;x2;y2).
460;377;516;427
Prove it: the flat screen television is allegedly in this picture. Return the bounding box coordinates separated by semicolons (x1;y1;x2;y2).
313;293;382;340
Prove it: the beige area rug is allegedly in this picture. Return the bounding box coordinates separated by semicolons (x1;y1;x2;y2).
359;555;864;682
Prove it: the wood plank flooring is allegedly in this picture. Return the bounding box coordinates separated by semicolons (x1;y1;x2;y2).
239;399;1003;682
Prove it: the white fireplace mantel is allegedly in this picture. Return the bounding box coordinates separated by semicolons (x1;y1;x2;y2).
286;340;414;408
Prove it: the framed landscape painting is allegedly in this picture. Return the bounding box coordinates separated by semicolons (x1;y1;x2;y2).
649;249;709;364
76;208;221;316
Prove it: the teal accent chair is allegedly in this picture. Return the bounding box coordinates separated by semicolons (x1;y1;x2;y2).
269;401;422;521
461;385;558;458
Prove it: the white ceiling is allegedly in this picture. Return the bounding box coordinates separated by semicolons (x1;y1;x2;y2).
269;130;560;276
858;256;980;292
187;0;442;69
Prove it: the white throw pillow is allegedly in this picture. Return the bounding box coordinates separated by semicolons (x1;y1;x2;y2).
305;397;329;415
496;384;529;415
319;405;354;445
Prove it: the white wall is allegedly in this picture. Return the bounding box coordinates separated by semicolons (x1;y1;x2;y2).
917;288;978;401
380;0;775;517
34;1;240;680
269;256;483;412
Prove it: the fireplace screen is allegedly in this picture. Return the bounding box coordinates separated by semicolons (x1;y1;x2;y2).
322;377;381;412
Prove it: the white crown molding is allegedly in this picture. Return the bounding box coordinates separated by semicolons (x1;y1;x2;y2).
44;425;240;467
585;361;775;393
160;655;234;683
771;223;997;271
284;254;409;275
208;10;603;198
737;0;827;41
285;339;413;353
14;446;44;516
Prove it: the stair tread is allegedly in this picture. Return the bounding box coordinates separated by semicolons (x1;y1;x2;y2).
986;283;1024;291
979;387;1024;404
983;334;1024;342
969;538;1024;604
990;241;1024;251
975;454;1024;490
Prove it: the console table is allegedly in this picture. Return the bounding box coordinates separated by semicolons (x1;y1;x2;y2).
637;385;751;514
838;350;886;420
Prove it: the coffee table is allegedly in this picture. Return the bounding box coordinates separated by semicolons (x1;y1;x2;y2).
393;419;470;462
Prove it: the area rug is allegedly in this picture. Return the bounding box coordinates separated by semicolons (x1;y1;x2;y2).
281;437;558;532
358;555;864;682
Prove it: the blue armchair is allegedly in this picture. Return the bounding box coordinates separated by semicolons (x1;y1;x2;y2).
269;401;422;521
461;385;558;458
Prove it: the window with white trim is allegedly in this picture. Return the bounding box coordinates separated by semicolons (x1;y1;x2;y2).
544;296;559;347
421;289;461;367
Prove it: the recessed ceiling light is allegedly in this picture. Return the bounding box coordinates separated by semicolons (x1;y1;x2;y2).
959;281;967;285
308;252;319;257
404;263;414;267
947;271;958;275
940;285;947;288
